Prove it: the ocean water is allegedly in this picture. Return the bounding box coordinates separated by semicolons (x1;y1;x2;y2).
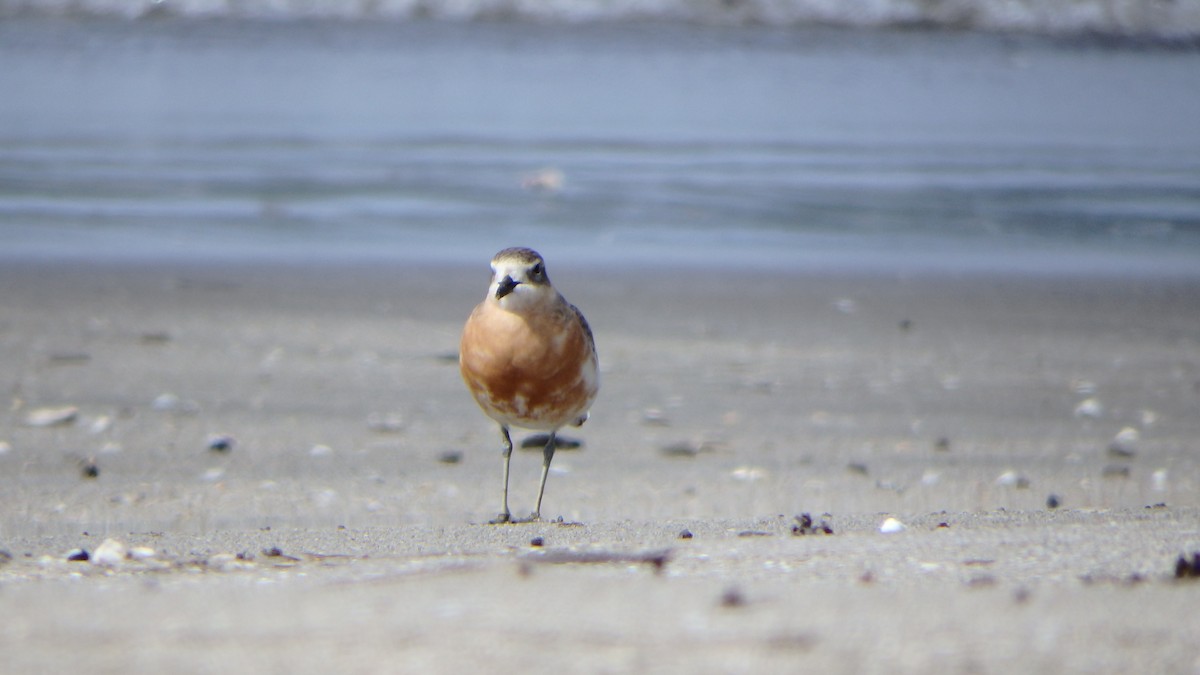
1;15;1199;274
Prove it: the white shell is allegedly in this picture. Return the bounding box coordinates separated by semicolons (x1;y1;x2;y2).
23;406;79;427
91;539;127;566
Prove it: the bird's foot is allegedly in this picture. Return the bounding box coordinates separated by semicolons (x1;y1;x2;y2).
510;512;542;524
489;512;512;525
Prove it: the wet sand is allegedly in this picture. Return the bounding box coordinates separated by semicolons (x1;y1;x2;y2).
2;259;1199;673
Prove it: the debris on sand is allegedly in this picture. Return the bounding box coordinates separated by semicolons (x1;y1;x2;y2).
879;517;906;534
791;513;834;535
1175;552;1200;580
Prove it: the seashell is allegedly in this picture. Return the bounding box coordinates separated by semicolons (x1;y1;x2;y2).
1074;398;1103;420
730;466;767;482
152;393;180;411
91;539;127;566
129;546;157;561
1107;426;1139;457
995;470;1030;488
88;415;112;434
879;517;906;534
24;406;79;427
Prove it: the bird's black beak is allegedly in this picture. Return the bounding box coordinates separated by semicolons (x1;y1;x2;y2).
495;275;519;299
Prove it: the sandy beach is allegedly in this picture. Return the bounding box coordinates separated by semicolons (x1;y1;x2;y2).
1;259;1198;673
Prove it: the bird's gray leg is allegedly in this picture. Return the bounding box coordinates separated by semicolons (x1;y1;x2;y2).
489;426;513;524
527;431;557;522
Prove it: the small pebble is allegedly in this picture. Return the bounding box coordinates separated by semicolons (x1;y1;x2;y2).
153;393;199;414
1175;552;1200;579
88;415;112;434
730;466;767;482
207;553;253;572
1046;494;1061;509
0;440;11;455
129;546;157;561
152;393;180;411
719;586;747;608
81;460;100;479
660;441;700;458
934;436;951;452
65;548;89;562
310;444;333;457
678;529;693;540
995;470;1030;489
207;434;236;453
91;539;127;566
24;406;79;428
438;450;463;464
1107;426;1139;458
1152;468;1168;492
1074;398;1104;420
879;517;906;534
846;462;869;476
529;537;544;547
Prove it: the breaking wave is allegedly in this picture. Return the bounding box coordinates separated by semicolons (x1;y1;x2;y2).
2;0;1199;40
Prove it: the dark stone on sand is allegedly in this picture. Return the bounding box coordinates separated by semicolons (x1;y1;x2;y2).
66;548;89;562
1047;494;1061;509
438;450;463;464
678;529;693;539
530;537;544;547
846;462;869;476
791;513;834;535
720;587;747;608
1175;552;1200;579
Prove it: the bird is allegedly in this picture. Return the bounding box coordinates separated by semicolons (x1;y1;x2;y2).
460;247;599;523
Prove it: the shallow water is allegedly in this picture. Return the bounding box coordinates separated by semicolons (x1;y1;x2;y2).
1;19;1198;274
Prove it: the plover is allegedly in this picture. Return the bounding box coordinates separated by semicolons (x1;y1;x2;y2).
460;247;599;523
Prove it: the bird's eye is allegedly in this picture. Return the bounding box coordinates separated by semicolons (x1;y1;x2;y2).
531;263;544;278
